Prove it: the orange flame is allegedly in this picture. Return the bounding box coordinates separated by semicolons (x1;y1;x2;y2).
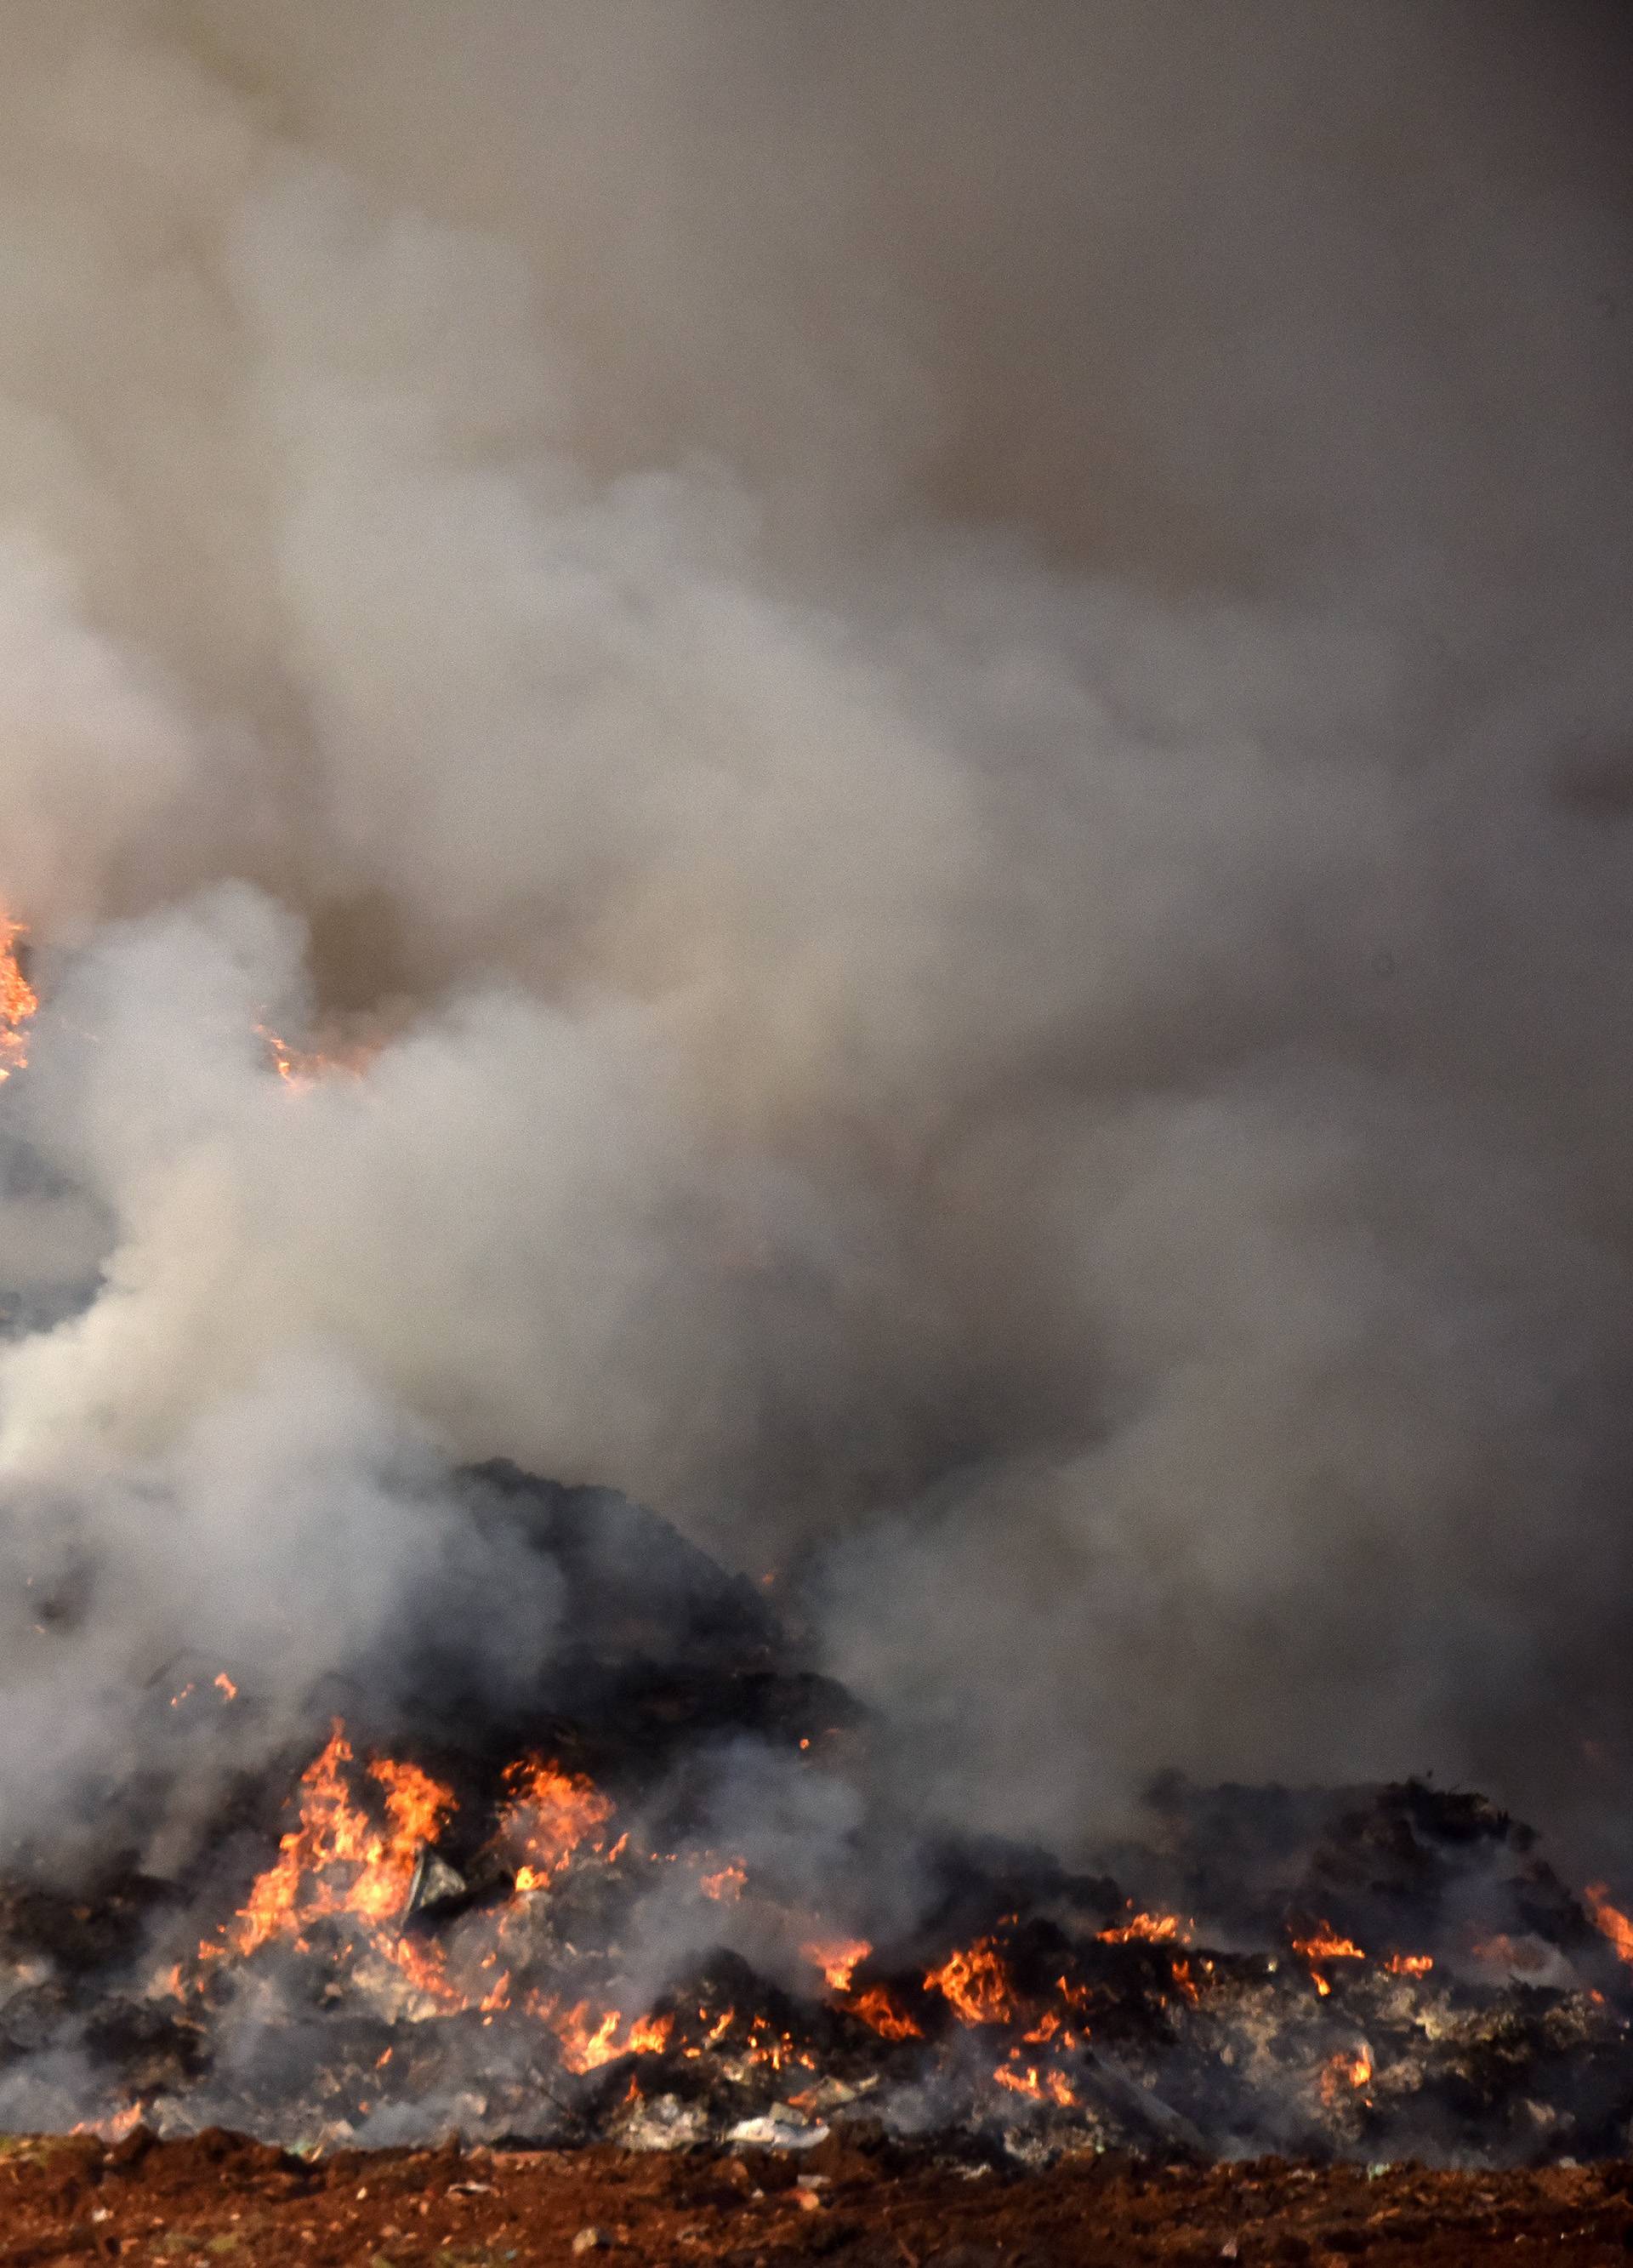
214;1673;238;1701
1021;2007;1087;2049
926;1938;1016;2026
700;1861;747;1903
217;1720;455;1963
1385;1952;1433;1977
1318;2043;1373;2106
1099;1907;1190;1946
1585;1882;1633;1965
1291;1922;1364;1993
256;1024;378;1092
993;2058;1078;2107
803;1936;872;1994
539;2001;674;2073
848;1985;924;2041
498;1756;614;1892
1291;1924;1365;1964
0;914;37;1083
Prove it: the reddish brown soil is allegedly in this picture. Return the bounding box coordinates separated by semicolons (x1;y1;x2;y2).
5;2131;1633;2268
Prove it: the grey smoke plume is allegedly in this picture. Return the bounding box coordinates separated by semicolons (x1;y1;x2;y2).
0;0;1631;1871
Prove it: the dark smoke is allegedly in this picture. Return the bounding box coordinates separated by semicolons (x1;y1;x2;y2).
0;0;1632;1883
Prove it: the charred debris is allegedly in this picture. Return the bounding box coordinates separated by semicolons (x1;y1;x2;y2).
3;1462;1633;2166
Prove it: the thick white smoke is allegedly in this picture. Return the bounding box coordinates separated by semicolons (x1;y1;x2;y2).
1;0;1631;1870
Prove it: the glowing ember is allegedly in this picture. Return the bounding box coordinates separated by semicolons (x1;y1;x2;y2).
803;1935;872;1993
926;1938;1016;2026
71;2106;144;2145
213;1671;238;1701
1585;1882;1633;1965
256;1023;378;1091
1022;2008;1087;2049
994;2057;1077;2107
0;912;37;1083
1318;2043;1374;2105
1468;1932;1552;1975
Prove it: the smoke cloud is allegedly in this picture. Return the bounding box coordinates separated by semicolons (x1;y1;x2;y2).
1;0;1632;1876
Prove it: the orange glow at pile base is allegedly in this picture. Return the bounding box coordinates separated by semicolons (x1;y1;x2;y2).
0;913;38;1082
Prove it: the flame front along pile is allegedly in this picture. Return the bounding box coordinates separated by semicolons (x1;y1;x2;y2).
67;1709;1633;2164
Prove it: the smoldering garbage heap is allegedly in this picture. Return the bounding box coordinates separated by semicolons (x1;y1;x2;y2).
3;1463;1633;2167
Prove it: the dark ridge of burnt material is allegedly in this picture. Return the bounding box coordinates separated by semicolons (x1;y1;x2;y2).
459;1462;783;1667
339;1461;858;1778
1124;1776;1614;1990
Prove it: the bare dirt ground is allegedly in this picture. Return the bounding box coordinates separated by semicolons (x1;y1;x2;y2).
4;2131;1633;2268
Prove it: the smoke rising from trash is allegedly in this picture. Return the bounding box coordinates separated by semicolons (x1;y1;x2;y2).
2;0;1633;1904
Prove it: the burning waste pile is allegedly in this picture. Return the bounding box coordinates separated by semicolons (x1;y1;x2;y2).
3;1450;1633;2168
2;0;1633;2197
3;921;1633;2166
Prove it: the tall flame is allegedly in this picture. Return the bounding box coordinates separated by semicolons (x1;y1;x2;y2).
925;1937;1016;2026
218;1720;455;1961
1585;1881;1633;1964
0;913;38;1082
